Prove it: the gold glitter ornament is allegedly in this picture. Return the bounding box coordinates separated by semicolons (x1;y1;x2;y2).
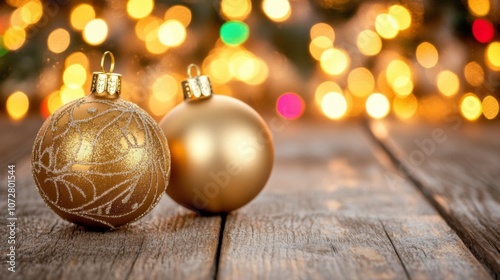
31;52;170;230
159;65;274;215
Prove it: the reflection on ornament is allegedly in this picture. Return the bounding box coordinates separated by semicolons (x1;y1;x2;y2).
32;52;170;230
159;64;274;214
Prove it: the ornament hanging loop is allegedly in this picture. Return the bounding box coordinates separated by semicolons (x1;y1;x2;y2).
101;51;115;73
91;51;121;98
187;64;201;78
182;64;213;101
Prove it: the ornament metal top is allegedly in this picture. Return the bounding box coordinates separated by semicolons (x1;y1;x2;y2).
31;51;170;230
159;64;274;215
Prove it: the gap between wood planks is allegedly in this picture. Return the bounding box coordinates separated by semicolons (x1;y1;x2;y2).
361;120;496;278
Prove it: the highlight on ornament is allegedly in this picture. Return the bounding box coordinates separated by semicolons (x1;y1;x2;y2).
31;51;171;230
159;64;274;215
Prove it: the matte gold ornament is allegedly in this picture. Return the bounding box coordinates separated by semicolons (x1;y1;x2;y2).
31;52;170;230
159;64;274;214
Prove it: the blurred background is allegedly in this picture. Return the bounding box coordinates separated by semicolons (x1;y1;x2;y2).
0;0;499;123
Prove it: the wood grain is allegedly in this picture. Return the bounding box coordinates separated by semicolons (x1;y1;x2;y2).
217;122;490;279
0;119;221;280
368;120;500;277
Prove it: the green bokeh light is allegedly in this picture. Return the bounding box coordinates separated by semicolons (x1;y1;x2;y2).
0;36;8;57
220;21;249;46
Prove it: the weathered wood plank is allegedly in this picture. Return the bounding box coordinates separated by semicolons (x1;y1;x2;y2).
218;122;490;279
0;119;221;280
0;116;43;167
368;120;500;276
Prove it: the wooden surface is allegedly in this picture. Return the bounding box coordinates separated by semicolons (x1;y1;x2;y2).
368;120;500;277
0;117;498;279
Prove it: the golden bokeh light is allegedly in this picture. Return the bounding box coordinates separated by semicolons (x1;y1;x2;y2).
309;36;333;61
437;70;460;97
482;95;499;120
65;52;89;69
460;93;482;121
4;26;26;50
416;42;438;68
63;64;87;87
158;20;186;47
145;30;169;54
6;91;29;121
357;30;382;56
386;59;412;96
262;0;291;22
47;28;70;54
83;19;108;46
388;5;411;31
20;0;43;25
135;16;162;41
315;81;342;106
468;0;490;17
320;48;350;76
60;85;85;105
47;91;63;115
347;67;375;98
221;0;252;21
393;94;418;119
206;55;232;84
375;13;399;39
6;0;30;8
486;42;500;70
321;92;348;120
366;93;390;119
70;4;95;31
464;61;484;87
165;5;192;27
148;94;175;117
152;74;178;102
310;23;335;41
10;8;29;29
127;0;154;20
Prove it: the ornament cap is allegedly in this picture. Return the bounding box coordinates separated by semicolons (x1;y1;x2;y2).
182;64;213;102
90;51;122;98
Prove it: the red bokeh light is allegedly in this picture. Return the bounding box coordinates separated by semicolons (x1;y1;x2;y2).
472;19;494;44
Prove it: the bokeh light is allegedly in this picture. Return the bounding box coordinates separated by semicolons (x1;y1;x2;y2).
375;14;399;39
165;5;192;27
63;64;87;87
320;48;349;75
472;19;494;44
276;93;305;120
464;61;484;87
220;21;249;46
310;23;335;41
309;36;333;61
152;74;178;102
127;0;154;20
83;19;108;46
60;85;85;104
6;91;29;121
436;70;459;97
20;0;42;25
47;28;70;54
315;81;342;106
386;59;413;96
221;0;252;21
158;20;187;47
366;93;390;119
321;92;348;120
486;42;500;69
65;52;89;69
262;0;291;22
4;26;26;50
348;67;375;98
482;96;499;120
393;94;418;119
388;5;411;31
468;0;490;17
460;93;482;121
70;4;95;31
416;42;438;68
357;30;382;56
